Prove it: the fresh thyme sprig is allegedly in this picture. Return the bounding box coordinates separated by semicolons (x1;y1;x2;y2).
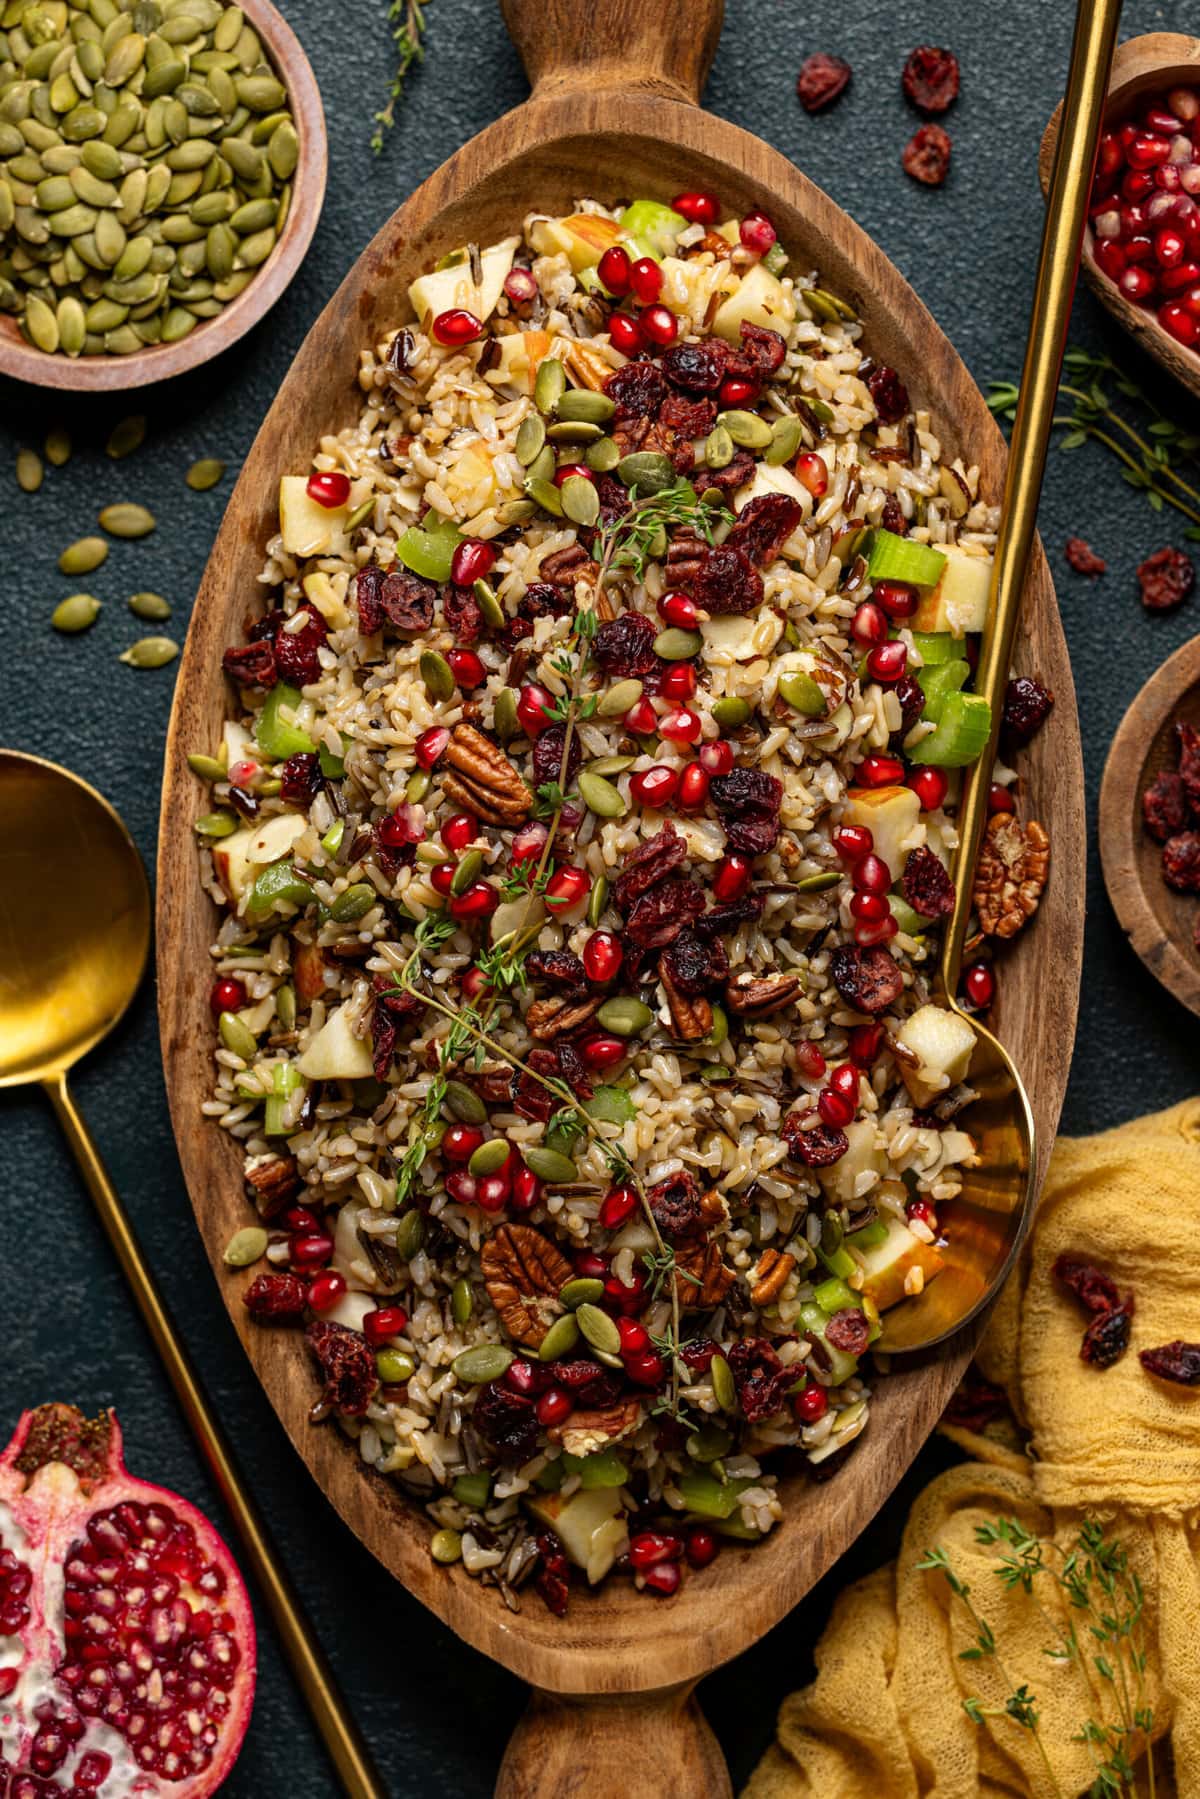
371;0;430;155
988;347;1200;536
595;479;732;585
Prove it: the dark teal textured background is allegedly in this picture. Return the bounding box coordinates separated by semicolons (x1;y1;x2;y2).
2;1;1197;1790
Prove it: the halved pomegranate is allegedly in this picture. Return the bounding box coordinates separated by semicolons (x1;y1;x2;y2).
0;1404;255;1796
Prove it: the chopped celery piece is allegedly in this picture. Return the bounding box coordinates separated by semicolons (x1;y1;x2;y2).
562;1449;629;1489
534;1459;565;1491
396;514;462;584
677;1470;753;1520
255;683;316;759
815;1242;855;1281
910;691;993;768
888;894;926;936
264;1062;303;1136
246;860;313;918
318;738;346;779
912;630;961;666
866;528;947;588
763;242;789;276
797;1303;859;1383
714;1514;765;1540
846;1217;890;1250
617;198;686;259
453;1471;492;1510
584;1084;637;1126
321;818;345;857
813;1276;858;1314
917;657;970;724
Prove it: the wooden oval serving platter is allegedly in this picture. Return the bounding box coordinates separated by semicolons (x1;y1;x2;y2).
158;2;1086;1789
1100;634;1200;1017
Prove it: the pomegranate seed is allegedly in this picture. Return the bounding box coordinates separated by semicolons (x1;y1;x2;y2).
536;1388;573;1427
449;538;496;586
719;375;758;407
1160;258;1200;293
1146;104;1184;135
658;706;701;743
856;753;905;788
597;244;632;295
907;1196;937;1229
608;311;644;354
629;256;663;303
658;589;698;629
306;1271;346;1313
442;813;476;853
443;1123;485;1163
580;1033;628;1071
444;1170;478;1206
415;726;450;768
583;930;623;983
795;1040;827;1080
818;1086;855;1128
739;209;776;254
511;1164;541;1212
506;1359;539;1395
873;578;918;620
625;1348;667;1387
678;762;710;811
1155;224;1187;268
964;962;996;1008
660;662;697;701
599;1184;639;1229
834;823;873;863
447;647;485;688
624;696;659;735
851;601;888;647
1094;237;1127;282
630;764;679;809
510;819;549;863
1168;86;1200;121
432;307;482;344
713;852;752;901
641;304;679;346
847;1021;883;1065
575;1250;609;1279
850;890;889;922
793;451;828;498
795;1384;829;1423
228;758;259;789
629;1531;680;1569
829;1062;859;1102
1120;264;1158;301
698;740;734;776
305;470;351;509
686;1527;718;1569
617;1316;650;1354
363;1306;408;1345
503;267;538;304
517;683;555;735
909;766;948;811
545;865;590;910
604;1269;647;1315
553;461;594;486
210;976;247;1015
672;190;720;224
476;1172;510;1212
642;1560;682;1596
378;803;424;847
1096;131;1123;182
1127;132;1171;170
854;913;899;946
1124;231;1154;264
429;861;456;895
283;1205;319;1232
866;640;908;684
853;852;891;894
450;880;498;920
988;782;1015;815
290;1232;333;1269
1159;300;1199;343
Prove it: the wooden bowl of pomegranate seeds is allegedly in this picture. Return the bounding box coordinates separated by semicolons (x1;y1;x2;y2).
157;0;1085;1788
1040;34;1200;402
1100;633;1200;1018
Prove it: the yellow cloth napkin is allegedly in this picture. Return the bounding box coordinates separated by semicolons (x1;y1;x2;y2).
745;1100;1200;1799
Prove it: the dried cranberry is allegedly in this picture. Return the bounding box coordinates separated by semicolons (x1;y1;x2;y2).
710;769;783;855
554;1037;594;1102
659;394;718;439
474;1382;539;1459
379;567;438;633
659;339;729;394
612;822;687;912
1064;536;1106;576
511;1047;560;1122
604;360;667;422
1002;675;1055;748
725;493;802;568
370;975;423;1079
625;877;707;949
1163;831;1200;893
881;494;907;537
534;1532;570;1616
902;122;952;185
306;1321;378;1416
531;721;582;795
796;51;852;113
830;945;904;1014
279;752;322;804
1138;546;1194;611
592;610;660;678
695;893;765;937
554;1358;620;1407
1178;722;1200;812
1081;1300;1134;1369
1052;1256;1121;1314
243;1272;308;1322
867;365;911;423
262;606;326;688
825;1307;870;1355
782;1114;848;1166
943;1370;1009;1431
1142;770;1190;842
892;673;926;741
222;638;277;688
443;584;484;644
353;562;385;635
728;323;788;382
526;948;587;989
902;845;955;919
688;543;764;617
660;928;729;995
645;1170;703;1241
727;1337;788;1422
1139;1340;1200;1385
901;46;960;114
697;446;756;494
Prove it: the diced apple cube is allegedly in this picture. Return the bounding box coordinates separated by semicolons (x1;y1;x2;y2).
293;940;327;1006
302;570;350;630
857;1213;946;1312
525;1487;629;1584
279;475;349;558
296;1004;375;1081
895;1002;977;1107
211;813;307;902
712;262;791;342
911;545;993;637
817;1119;887;1205
487;330;556;395
408;235;519;325
840;784;921;882
734;459;818;516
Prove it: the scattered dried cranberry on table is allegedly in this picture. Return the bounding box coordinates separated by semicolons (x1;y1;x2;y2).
796;53;852;113
902;124;952;187
1064;536;1106;576
1137;545;1195;611
902;46;960;114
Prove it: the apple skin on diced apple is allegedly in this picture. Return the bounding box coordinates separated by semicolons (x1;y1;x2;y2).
279;475;350;559
734;459;816;518
911;545;993;637
840;784;921;882
895;1002;977;1107
525;1486;629;1584
712;262;791;342
408;235;519;324
212;813;308;902
816;1120;887;1206
856;1213;945;1312
293;940;327;1007
296;1004;375;1081
487;330;555;395
528;214;625;273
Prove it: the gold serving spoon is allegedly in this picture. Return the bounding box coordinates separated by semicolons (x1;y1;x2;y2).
879;0;1121;1351
0;750;386;1799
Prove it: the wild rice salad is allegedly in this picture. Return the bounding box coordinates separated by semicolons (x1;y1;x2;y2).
193;189;1053;1610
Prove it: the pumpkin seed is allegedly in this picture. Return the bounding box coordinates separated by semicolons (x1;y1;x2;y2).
596;678;643;718
653;626;702;661
443;1079;487;1125
560;473;599;527
545;419;602;445
765;414;803;466
514;413;546;467
533;354;565;414
587;874;608;928
576;1303;621;1357
58;535;107;574
537;1314;579;1362
597;995;653;1037
16;447;44;491
495;498;536;529
222;1225;267;1267
578;769;626;819
710;1353;736;1412
194;809;237;837
793;869;841;893
585;434;621;473
522;1146;578;1184
559;1277;605;1310
105;412;145;458
404;768;429;804
525;475;562;517
524;444;555;485
472;578;505;631
719;408;774;449
556;388;614;424
704;1003;728;1049
330;881;377;923
419;648;454;703
376;1348;416;1384
186;456;225;490
617;449;675;494
493;687;519;742
704;425;734;469
51;591;101;632
119;633;177;667
57;294;87;355
99;500;154;536
778;671;827;715
467;1138;510;1177
453;1344;514;1385
24;292;59;349
450;849;484;897
430;1528;462;1565
44;426;71;466
217;1009;256;1058
451;1277;473;1326
387;1207;421;1260
586;755;636;778
187;752;226;779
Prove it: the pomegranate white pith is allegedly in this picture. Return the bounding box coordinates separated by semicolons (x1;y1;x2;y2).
0;1406;255;1797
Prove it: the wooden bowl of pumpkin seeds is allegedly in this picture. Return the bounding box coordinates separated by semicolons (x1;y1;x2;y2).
0;0;326;389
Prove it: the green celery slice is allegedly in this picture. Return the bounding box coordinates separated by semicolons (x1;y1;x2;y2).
912;630;962;665
255;683;316;759
867;528;947;587
910;691;993;767
396;514;462;583
617;198;687;259
917;657;970;724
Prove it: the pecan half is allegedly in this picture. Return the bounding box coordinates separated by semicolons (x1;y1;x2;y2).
525;993;601;1041
659;960;713;1042
539;542;593;586
482;1224;573;1348
675;1237;737;1309
750;1248;796;1308
665;532;708;585
546;1397;642;1457
973;813;1050;939
245;1155;300;1216
562;340;613;392
443;723;532;826
724;971;804;1016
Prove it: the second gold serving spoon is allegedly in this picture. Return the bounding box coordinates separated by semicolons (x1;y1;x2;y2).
0;749;386;1799
880;0;1122;1351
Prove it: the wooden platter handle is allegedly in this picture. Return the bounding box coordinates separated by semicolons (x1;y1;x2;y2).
495;1683;731;1799
498;0;724;106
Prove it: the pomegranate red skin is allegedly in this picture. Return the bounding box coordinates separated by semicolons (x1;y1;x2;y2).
0;1404;255;1797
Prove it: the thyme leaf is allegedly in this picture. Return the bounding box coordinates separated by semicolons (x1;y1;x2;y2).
372;0;430;155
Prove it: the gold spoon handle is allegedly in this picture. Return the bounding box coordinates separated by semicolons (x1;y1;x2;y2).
43;1070;389;1799
941;0;1123;996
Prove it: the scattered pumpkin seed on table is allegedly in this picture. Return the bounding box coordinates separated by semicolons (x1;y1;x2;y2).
51;593;101;633
100;503;155;538
44;428;71;467
186;458;226;491
58;537;107;576
106;415;145;459
16;449;42;492
128;591;170;621
119;635;177;668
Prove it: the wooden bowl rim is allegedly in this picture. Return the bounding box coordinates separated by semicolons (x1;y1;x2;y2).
157;88;1085;1692
1099;632;1200;1018
0;0;327;393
